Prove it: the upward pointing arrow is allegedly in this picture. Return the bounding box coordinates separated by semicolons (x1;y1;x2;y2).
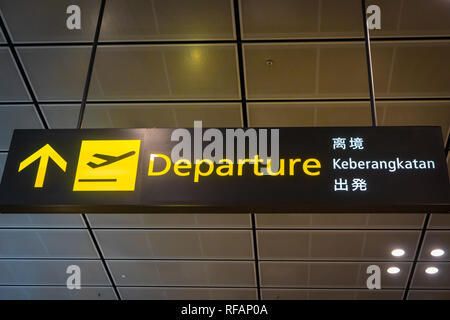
18;144;67;188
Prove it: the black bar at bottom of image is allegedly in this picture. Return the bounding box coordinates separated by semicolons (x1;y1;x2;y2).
0;300;445;318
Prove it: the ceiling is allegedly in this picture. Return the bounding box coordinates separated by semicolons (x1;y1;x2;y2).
0;0;449;300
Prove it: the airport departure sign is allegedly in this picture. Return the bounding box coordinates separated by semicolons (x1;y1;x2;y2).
0;126;449;213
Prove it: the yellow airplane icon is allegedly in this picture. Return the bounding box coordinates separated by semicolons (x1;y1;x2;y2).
18;144;67;188
73;140;141;191
87;151;136;168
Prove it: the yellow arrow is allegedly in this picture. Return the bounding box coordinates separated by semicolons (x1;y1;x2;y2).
18;144;67;188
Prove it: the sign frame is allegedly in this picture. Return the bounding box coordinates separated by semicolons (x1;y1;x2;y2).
0;126;449;214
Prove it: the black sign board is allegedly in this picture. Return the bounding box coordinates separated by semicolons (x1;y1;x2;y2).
0;127;449;213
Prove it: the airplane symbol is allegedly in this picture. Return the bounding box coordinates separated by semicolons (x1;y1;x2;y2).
87;151;136;169
73;140;141;191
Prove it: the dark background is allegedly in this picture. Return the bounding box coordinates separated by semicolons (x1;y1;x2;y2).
1;127;448;213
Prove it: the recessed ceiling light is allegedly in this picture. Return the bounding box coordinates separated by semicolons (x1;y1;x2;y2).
430;249;445;257
265;59;274;67
391;249;405;257
425;267;439;275
387;266;400;274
